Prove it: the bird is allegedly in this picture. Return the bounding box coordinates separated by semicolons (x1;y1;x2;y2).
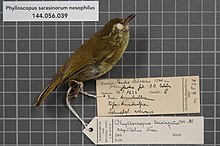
34;14;136;107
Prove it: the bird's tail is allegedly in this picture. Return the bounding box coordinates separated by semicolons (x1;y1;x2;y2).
34;77;62;107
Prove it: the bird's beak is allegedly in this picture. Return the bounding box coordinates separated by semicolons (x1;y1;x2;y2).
123;14;136;25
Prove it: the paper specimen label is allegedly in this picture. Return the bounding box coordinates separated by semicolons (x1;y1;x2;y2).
83;116;204;144
96;76;200;116
3;1;98;21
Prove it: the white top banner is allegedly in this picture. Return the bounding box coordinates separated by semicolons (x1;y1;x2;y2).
3;1;99;21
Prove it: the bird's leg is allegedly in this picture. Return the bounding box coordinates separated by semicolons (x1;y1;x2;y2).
68;80;99;99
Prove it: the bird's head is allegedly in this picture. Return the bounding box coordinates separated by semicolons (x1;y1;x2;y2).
98;14;136;42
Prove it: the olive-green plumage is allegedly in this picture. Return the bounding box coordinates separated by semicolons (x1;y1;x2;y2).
34;14;135;106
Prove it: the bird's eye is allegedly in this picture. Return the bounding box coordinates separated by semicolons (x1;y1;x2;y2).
116;23;124;30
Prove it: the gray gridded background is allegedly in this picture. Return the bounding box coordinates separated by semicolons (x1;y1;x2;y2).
0;0;219;145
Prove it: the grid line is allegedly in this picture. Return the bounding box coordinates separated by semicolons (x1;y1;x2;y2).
68;3;71;146
162;0;164;77
121;0;124;79
42;20;45;146
175;0;177;77
214;0;217;145
1;116;220;120
28;19;31;145
2;4;5;145
1;10;220;13
201;0;204;118
81;20;84;146
15;18;18;146
55;20;58;145
2;37;220;40
2;24;220;27
134;0;137;78
148;0;150;77
188;0;190;80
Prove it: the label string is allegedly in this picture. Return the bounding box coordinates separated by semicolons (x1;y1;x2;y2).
66;86;88;128
66;85;100;129
66;97;89;128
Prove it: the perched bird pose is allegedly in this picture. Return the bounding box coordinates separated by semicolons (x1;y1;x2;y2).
34;14;135;107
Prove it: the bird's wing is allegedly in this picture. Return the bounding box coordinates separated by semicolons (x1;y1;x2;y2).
58;36;115;82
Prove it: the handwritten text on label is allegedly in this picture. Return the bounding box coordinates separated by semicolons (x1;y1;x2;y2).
96;76;200;116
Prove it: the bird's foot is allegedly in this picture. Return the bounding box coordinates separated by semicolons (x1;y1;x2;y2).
67;80;103;99
66;80;82;99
